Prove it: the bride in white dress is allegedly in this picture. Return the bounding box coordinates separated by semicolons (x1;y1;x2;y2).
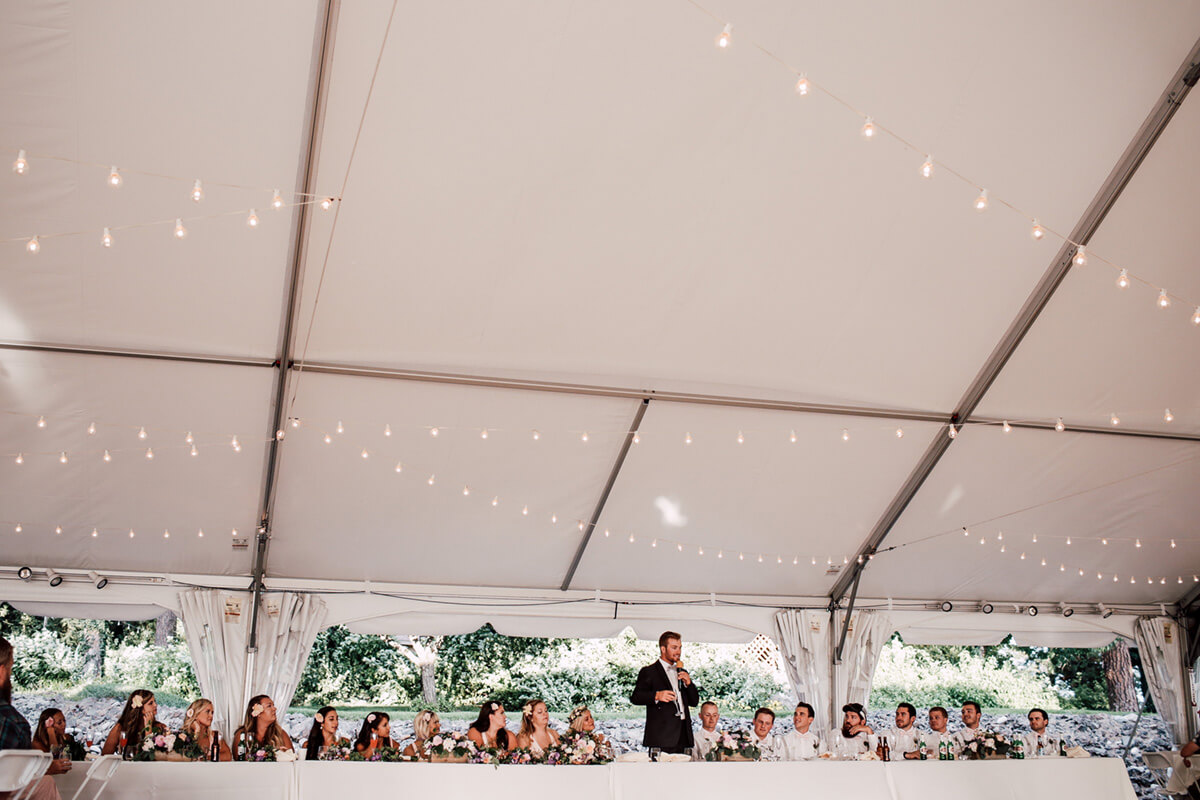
515;699;561;756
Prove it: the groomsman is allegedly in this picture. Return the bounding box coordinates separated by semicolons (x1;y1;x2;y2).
922;706;953;753
887;703;923;759
952;701;983;750
778;702;822;761
749;708;781;761
630;631;700;753
693;702;721;760
1022;708;1062;757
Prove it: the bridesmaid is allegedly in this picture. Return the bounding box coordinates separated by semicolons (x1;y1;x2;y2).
466;701;511;752
102;690;167;756
515;699;560;756
232;695;294;759
353;712;399;758
305;706;349;760
403;710;440;760
181;699;232;761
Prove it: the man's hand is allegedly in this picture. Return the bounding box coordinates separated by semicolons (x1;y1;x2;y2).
848;724;873;736
904;751;919;760
655;690;677;704
48;759;72;775
677;670;692;687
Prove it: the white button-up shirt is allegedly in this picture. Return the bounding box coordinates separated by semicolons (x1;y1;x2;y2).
778;728;822;761
921;729;953;754
827;729;871;759
887;726;922;758
953;725;982;751
693;727;721;761
751;732;780;761
658;659;685;718
1022;731;1061;758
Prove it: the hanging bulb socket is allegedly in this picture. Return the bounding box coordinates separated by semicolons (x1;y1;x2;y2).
1157;289;1171;309
1116;269;1129;289
716;23;732;48
1031;219;1045;240
247;209;259;228
1072;245;1087;267
108;166;122;187
861;117;876;139
26;235;40;254
974;189;989;211
920;156;934;179
101;227;113;248
191;179;203;203
795;75;810;96
272;189;284;209
13;149;28;175
174;219;187;239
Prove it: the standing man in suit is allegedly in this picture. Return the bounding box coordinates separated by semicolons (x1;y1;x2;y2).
630;631;700;753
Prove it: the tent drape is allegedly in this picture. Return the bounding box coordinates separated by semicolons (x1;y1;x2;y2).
179;590;327;739
773;610;831;712
1134;616;1188;745
833;610;893;714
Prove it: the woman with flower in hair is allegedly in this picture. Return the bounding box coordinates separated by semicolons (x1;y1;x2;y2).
101;689;166;756
33;708;86;761
403;710;440;760
466;701;511;752
232;695;294;760
180;699;232;761
304;706;348;760
515;699;560;756
566;705;608;746
353;712;398;758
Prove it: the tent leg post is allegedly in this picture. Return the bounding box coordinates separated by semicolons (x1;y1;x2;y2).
1121;700;1145;762
1180;616;1198;743
834;568;863;664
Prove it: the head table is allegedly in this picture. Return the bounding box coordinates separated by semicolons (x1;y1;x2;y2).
54;757;1137;800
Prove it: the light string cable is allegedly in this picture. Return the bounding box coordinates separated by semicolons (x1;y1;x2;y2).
681;0;1200;324
286;0;401;420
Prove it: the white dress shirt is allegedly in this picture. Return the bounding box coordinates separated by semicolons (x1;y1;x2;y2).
751;732;780;761
658;658;685;719
778;728;822;761
1021;731;1061;758
953;725;981;751
921;729;953;754
693;727;721;761
887;726;923;758
827;729;871;759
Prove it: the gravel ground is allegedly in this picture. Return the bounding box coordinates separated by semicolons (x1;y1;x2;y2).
12;694;1175;798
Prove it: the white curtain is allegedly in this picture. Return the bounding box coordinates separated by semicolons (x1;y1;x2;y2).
773;610;833;727
179;589;327;739
833;610;893;713
1134;616;1188;745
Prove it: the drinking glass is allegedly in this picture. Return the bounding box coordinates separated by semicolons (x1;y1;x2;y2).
649;747;661;762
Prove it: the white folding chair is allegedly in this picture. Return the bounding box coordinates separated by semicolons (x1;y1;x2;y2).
1144;750;1192;799
69;754;121;800
0;750;52;800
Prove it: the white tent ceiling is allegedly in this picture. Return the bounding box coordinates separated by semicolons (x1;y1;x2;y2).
3;0;1200;636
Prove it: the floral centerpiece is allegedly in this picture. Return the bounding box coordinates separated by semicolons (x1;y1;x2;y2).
318;745;354;761
347;745;412;763
554;731;614;765
236;737;278;762
960;731;1011;761
704;730;762;762
497;747;537;765
428;732;477;763
171;731;206;761
136;729;185;762
468;747;502;765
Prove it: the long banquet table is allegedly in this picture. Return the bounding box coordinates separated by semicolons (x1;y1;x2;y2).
54;757;1138;800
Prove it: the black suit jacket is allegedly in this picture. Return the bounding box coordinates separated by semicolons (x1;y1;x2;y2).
630;661;701;749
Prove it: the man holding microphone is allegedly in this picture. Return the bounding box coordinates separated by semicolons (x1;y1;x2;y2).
631;631;701;754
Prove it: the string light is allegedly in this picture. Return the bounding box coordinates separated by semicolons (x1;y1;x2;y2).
463;486;470;496
129;529;135;538
231;436;241;452
1055;418;1065;432
191;179;203;203
790;430;797;443
684;432;693;445
1102;538;1108;545
430;427;439;437
12;149;27;175
1171;539;1177;548
108;166;122;187
336;421;345;434
275;429;285;440
652;539;658;548
198;529;204;538
532;430;540;441
1116;269;1129;289
185;431;193;444
26;236;40;254
895;428;904;438
360;448;368;459
1059;564;1065;572
920;156;933;179
1002;420;1011;433
1110;413;1120;426
323;434;332;444
1192;307;1200;325
716;22;732;48
59;452;68;464
841;429;849;441
246;209;259;228
272;190;284;209
191;444;199;456
427;474;435;485
14;524;20;533
581;432;589;443
145;448;154;460
87;421;96;435
92;528;99;538
320;197;333;211
1032;533;1038;543
1020;553;1026;560
101;227;113;248
522;505;529;516
394;462;403;473
974;189;989;211
164;529;170;539
1164;408;1174;422
1066;536;1071;545
861;117;876;139
1157;289;1171;309
632;433;640;444
492;496;499;507
795;75;809;95
55;525;62;535
1135;539;1142;548
551;514;557;523
1031;220;1045;240
383;424;391;437
736;431;745;444
103;449;111;462
37;416;46;429
173;219;187;239
1072;245;1087;268
948;425;957;439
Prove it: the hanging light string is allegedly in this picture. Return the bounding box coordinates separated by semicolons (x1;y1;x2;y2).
3;198;326;248
680;0;1200;327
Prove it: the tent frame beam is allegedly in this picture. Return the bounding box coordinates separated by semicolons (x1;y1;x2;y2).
829;37;1200;604
0;340;274;369
561;398;650;590
247;0;340;656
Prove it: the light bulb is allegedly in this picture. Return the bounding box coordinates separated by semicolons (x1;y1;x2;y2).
736;431;744;444
629;534;636;543
93;528;99;538
716;23;732;48
26;236;40;254
108;166;122;187
861;117;876;139
272;189;284;209
291;418;300;428
1157;289;1170;309
1041;558;1046;566
1059;564;1065;572
974;189;989;211
13;149;27;175
1165;408;1174;422
88;421;96;435
652;539;658;548
1032;534;1038;543
789;430;797;443
185;431;193;444
1135;538;1141;548
1079;568;1085;576
632;433;640;444
174;219;187;239
1020;552;1026;560
1171;539;1177;548
191;179;203;203
383;424;391;436
948;425;957;439
336;420;345;434
463;486;470;496
895;428;904;438
145;448;154;459
841;429;849;441
997;531;1004;540
1110;413;1120;426
1031;220;1045;240
551;514;557;523
198;529;204;538
492;496;499;507
531;429;539;440
920;156;933;179
55;525;62;535
427;474;435;485
275;429;284;440
101;227;113;248
1002;420;1011;433
360;449;368;459
37;416;46;428
231;435;241;451
190;444;198;456
320;197;333;211
323;434;332;444
1072;245;1087;267
679;543;684;552
14;524;21;533
247;209;259;228
1001;545;1006;553
164;529;170;539
1116;269;1129;289
1102;538;1108;545
394;462;402;473
963;527;970;537
979;537;985;545
1066;536;1072;545
740;553;745;561
581;432;589;442
685;432;693;445
59;451;68;464
1192;307;1200;325
430;427;439;437
522;505;529;516
103;449;111;462
138;426;147;440
480;428;488;439
812;557;817;565
795;75;809;96
1055;417;1065;432
777;555;783;564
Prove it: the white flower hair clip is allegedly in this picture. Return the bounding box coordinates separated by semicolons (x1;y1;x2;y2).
185;708;195;719
490;703;500;712
522;702;536;717
568;705;589;723
251;703;263;718
131;696;144;709
314;712;324;724
367;713;377;723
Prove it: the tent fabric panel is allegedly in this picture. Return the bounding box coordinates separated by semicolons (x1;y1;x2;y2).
890;610;1132;648
8;601;166;622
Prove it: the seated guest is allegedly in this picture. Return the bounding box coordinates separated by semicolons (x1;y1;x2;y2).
403;710;440;760
181;699;232;761
353;712;398;757
692;701;721;761
749;707;780;761
33;709;85;761
1;636;68;800
566;705;608;745
923;706;953;754
887;703;923;759
1022;708;1063;757
952;701;983;752
101;689;166;756
778;702;822;761
304;706;347;761
828;703;874;758
466;701;512;752
233;694;294;759
515;699;561;756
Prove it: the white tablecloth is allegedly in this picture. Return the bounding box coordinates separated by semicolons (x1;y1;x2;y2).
53;757;1136;800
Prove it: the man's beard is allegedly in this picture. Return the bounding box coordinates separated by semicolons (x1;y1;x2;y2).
841;724;856;739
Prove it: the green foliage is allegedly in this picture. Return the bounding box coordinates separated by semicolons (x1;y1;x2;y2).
104;639;199;697
294;627;417;706
7;631;84;689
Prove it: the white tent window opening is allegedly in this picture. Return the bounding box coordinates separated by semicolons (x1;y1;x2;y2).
3;0;1200;748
